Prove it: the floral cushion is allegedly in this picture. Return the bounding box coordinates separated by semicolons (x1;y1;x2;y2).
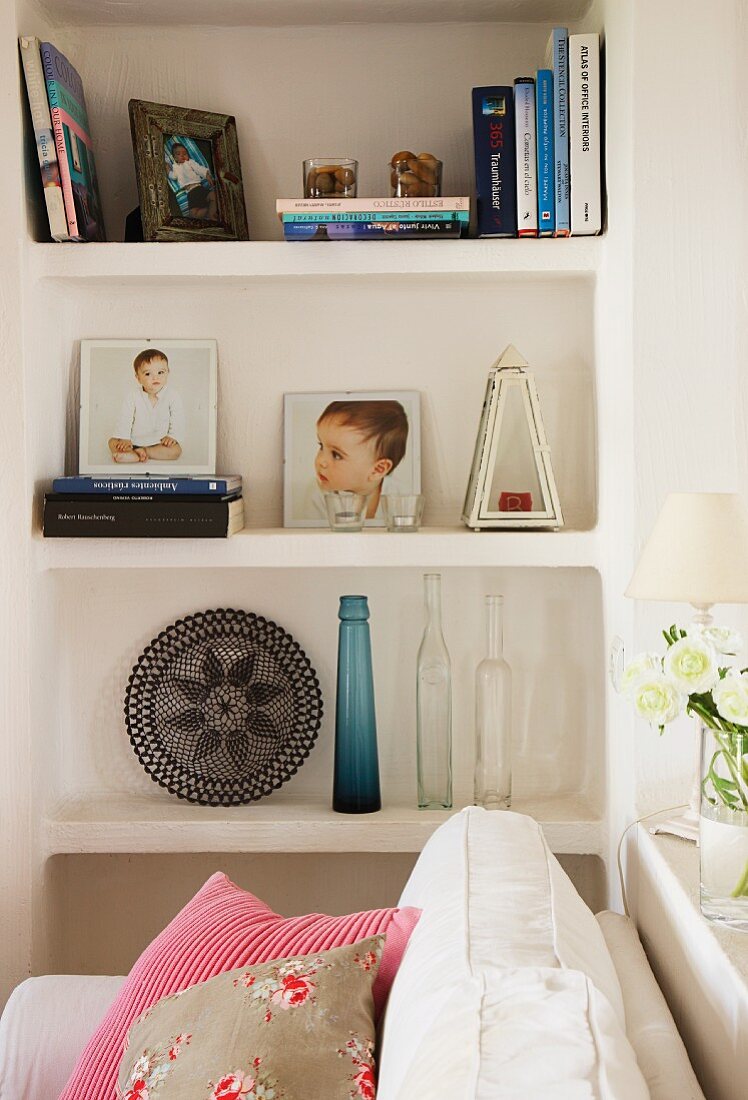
117;937;382;1100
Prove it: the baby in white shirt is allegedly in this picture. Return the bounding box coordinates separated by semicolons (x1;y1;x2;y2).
167;143;217;219
108;348;185;463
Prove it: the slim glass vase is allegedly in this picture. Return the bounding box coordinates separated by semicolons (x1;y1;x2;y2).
474;595;512;809
699;724;748;930
333;595;381;814
416;573;452;809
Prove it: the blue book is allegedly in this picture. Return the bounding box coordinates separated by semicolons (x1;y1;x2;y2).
547;27;570;236
283;220;464;240
472;87;517;237
535;69;555;235
52;476;241;495
282;210;469;223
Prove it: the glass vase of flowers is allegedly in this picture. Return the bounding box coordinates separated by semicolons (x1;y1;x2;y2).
622;624;748;931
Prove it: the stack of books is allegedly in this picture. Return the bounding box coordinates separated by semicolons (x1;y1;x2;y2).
19;36;105;242
43;476;244;538
276;197;470;240
472;28;600;238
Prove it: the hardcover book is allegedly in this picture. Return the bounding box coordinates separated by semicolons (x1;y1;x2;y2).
282;211;469;223
471;86;517;238
546;27;570;236
283;219;465;240
569;32;601;235
535;69;555;236
52;476;242;495
43;496;244;538
39;41;105;242
277;197;469;214
514;78;538;237
18;36;68;241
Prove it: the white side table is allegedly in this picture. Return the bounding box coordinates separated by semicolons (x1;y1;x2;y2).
633;822;748;1100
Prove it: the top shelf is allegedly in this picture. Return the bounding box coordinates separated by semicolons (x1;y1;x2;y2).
39;0;594;29
29;240;598;286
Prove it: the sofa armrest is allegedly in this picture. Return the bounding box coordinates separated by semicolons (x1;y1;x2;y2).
596;912;705;1100
0;975;124;1099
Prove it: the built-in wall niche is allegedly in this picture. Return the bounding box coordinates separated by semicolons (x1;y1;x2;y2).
23;13;595;243
38;565;603;818
30;275;596;529
39;850;606;975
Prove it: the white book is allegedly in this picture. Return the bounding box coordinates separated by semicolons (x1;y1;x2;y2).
569;32;602;235
18;36;69;241
514;79;538;236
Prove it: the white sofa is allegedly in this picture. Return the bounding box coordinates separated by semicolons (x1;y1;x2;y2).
0;809;705;1099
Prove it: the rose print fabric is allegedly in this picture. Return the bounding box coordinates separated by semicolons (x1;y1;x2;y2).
117;937;382;1100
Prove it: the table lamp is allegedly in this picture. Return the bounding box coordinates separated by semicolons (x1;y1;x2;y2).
625;492;748;837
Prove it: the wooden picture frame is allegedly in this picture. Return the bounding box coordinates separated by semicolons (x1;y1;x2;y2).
129;99;249;242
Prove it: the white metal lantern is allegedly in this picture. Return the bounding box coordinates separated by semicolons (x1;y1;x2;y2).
462;345;563;530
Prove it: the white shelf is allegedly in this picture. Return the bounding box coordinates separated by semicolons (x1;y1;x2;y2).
36;527;599;570
36;0;593;29
29;240;598;286
43;795;603;855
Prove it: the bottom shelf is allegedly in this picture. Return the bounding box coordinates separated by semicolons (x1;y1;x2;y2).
42;794;603;856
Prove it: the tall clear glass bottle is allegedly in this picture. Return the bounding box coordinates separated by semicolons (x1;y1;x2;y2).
474;595;512;809
417;573;452;809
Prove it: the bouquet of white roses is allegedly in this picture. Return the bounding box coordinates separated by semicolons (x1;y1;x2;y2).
621;625;748;815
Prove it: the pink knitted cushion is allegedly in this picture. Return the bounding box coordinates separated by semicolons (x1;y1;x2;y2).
59;872;420;1100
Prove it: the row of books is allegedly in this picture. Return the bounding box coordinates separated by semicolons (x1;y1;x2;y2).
43;476;244;538
275;197;469;240
19;36;105;242
473;29;601;238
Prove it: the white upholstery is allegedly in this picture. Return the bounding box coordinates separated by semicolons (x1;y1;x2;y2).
379;808;648;1098
0;974;123;1100
597;911;705;1100
0;811;704;1100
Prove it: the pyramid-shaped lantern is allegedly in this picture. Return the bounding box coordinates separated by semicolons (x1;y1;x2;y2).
462;345;563;529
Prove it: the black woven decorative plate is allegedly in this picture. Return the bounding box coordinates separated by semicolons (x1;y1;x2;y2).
125;608;323;805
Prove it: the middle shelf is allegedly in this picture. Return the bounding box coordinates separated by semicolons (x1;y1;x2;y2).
42;795;603;856
36;527;600;570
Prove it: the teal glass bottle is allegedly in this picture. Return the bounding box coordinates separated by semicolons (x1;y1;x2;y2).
333;595;382;814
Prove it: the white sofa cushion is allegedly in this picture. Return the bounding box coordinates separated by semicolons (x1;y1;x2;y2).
378;807;648;1099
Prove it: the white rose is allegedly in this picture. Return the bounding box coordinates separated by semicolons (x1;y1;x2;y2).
663;636;719;694
712;670;748;725
620;652;662;696
690;624;744;656
632;673;686;727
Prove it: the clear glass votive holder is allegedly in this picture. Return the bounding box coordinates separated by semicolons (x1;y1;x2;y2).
390;154;442;198
324;491;368;532
382;494;425;532
304;158;358;198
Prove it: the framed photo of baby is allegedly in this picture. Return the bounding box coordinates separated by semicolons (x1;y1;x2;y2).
284;391;421;527
129;99;249;242
78;339;218;476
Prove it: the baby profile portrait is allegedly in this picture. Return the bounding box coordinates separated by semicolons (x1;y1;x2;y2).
78;339;218;476
284;391;421;527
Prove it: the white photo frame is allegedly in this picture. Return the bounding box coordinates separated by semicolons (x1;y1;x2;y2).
284;390;421;528
79;338;218;476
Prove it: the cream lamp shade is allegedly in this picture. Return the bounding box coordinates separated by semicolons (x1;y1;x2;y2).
625;492;748;606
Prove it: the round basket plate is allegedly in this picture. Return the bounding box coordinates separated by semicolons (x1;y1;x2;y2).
125;608;323;805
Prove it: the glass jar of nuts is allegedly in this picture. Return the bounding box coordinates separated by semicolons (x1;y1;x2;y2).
390;151;442;198
304;158;358;199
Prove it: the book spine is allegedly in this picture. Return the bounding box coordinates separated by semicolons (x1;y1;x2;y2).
514;78;538;237
277;196;470;213
39;44;80;240
18;37;69;241
283;221;464;240
51;477;238;495
569;32;601;235
550;28;571;236
43;498;234;537
471;86;517;238
536;69;555;236
282;210;469;223
49;493;239;503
